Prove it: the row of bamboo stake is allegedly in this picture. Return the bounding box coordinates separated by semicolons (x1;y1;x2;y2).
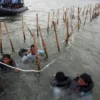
0;3;100;71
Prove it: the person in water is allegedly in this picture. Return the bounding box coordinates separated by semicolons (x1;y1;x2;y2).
19;44;45;63
51;71;71;87
70;73;94;96
51;72;71;100
0;54;18;73
51;72;94;100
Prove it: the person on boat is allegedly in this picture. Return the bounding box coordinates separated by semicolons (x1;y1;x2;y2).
0;54;19;73
19;44;45;63
0;0;4;5
11;0;18;8
12;0;18;4
51;71;71;87
3;0;12;7
17;0;24;8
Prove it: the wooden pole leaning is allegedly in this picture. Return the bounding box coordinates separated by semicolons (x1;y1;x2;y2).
84;7;88;26
57;9;59;25
22;16;26;42
51;11;55;27
39;26;48;58
53;21;60;51
25;22;33;37
4;22;15;52
32;32;40;71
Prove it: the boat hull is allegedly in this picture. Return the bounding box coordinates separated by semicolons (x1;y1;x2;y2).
0;7;28;16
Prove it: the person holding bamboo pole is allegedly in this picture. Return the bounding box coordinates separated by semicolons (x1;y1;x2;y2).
0;22;3;54
21;44;45;63
0;54;19;73
32;32;40;70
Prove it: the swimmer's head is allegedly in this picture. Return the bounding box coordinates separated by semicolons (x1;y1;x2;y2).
55;72;65;82
78;73;92;86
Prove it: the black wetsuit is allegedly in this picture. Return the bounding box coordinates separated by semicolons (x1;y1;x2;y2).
52;76;71;88
72;77;94;93
0;59;16;73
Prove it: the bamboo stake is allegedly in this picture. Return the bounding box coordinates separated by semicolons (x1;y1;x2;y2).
53;21;60;51
82;6;86;16
97;4;99;14
22;16;26;42
90;6;92;22
79;8;81;24
25;22;33;37
47;12;50;33
39;26;48;58
51;11;55;27
84;7;88;26
63;7;65;22
72;7;75;19
36;14;39;37
0;22;3;54
32;32;40;71
68;23;78;38
99;3;100;14
70;11;73;32
95;4;96;14
65;17;69;42
57;9;59;25
4;22;15;52
64;11;67;22
78;7;80;30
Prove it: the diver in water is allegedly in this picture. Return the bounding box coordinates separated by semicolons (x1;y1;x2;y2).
66;73;94;100
0;54;18;73
51;72;94;100
19;44;45;63
51;71;71;87
51;71;71;100
70;73;94;96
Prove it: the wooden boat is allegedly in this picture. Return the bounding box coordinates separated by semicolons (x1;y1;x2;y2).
0;6;28;16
